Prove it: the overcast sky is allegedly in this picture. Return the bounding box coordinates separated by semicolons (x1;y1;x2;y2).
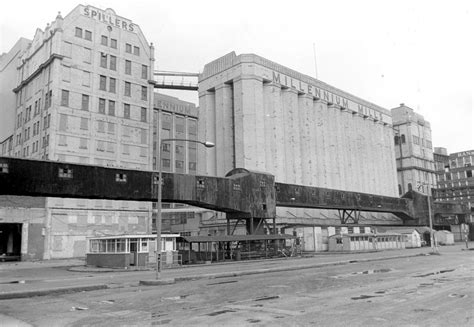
1;0;472;153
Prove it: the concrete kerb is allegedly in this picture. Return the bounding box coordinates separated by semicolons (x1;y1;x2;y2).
0;252;434;298
0;284;108;300
139;279;176;286
142;252;429;285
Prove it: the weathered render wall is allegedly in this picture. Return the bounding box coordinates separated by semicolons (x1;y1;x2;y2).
198;52;398;199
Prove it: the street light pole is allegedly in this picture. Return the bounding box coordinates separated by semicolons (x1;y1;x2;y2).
418;183;438;254
155;138;214;279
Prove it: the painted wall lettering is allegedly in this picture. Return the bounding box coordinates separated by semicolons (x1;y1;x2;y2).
271;71;389;124
82;6;135;32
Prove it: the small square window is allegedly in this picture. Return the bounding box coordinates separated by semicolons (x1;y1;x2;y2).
84;30;92;41
101;35;108;46
125;60;131;75
123;104;130;118
100;53;107;68
133;46;140;56
0;163;8;174
109;78;116;93
61;90;69;107
110;39;117;49
75;27;83;38
116;173;127;182
59;168;73;178
108;100;115;116
99;75;107;91
125;43;132;53
124;82;131;97
110;55;116;71
98;98;106;114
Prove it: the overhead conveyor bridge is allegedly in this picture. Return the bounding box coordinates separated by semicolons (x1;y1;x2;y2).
0;157;467;234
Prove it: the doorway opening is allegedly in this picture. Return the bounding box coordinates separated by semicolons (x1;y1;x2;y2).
0;223;22;261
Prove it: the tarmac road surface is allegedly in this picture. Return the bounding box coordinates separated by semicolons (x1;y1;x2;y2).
0;244;473;326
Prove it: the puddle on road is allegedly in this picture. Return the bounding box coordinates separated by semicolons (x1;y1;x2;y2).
163;295;190;301
449;293;468;299
255;295;280;301
413;308;433;313
1;280;27;284
152;319;172;325
247;319;261;323
207;280;238;286
413;269;455;278
206;309;236;316
331;268;393;279
351;294;382;300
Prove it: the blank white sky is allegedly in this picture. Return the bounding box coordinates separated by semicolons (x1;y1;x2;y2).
1;0;472;153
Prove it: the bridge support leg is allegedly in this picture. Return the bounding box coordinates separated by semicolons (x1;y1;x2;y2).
338;209;361;224
246;218;268;235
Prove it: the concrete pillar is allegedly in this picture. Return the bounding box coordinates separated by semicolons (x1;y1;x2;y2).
308;98;318;186
282;88;299;184
341;109;354;190
233;77;264;170
386;125;399;196
253;80;266;171
298;94;313;185
270;84;286;181
43;200;52;260
345;111;356;191
374;122;386;195
314;226;322;251
326;103;338;189
315;100;330;187
331;104;346;190
357;114;370;193
198;90;216;175
232;81;245;169
215;83;234;176
263;82;281;177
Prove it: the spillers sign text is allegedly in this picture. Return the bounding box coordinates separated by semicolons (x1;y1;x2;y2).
272;71;389;124
82;6;135;32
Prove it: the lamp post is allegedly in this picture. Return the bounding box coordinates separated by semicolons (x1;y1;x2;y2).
418;183;438;254
155;138;214;279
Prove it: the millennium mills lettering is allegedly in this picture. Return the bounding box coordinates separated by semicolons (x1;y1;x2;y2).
272;71;388;124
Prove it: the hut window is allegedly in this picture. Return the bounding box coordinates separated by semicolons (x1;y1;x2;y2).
0;163;9;173
116;173;127;182
58;168;73;178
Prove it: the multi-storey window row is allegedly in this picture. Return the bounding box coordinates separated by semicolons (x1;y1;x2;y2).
75;27;92;41
100;35;118;49
99;75;117;93
99;52;117;71
124;59;148;80
125;43;140;56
